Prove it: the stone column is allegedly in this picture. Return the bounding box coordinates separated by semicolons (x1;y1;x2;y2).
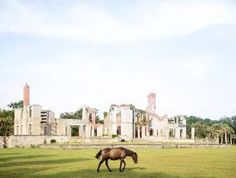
91;126;94;137
146;127;150;136
166;128;169;139
175;128;180;139
225;132;227;144
142;127;145;138
137;127;140;138
191;127;195;140
78;125;80;137
182;127;187;139
85;125;90;138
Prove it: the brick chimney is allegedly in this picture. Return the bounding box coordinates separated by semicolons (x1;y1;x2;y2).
23;83;30;107
147;92;156;112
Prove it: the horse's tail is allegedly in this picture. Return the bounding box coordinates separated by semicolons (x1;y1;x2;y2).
95;149;102;159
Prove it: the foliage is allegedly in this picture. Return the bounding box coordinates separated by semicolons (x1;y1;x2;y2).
186;115;236;139
0;100;23;138
96;115;100;123
71;127;79;136
31;144;39;148
0;116;14;136
50;139;56;143
60;108;83;119
0;116;14;148
135;109;147;126
219;116;236;133
7;100;23;109
192;122;209;138
112;134;118;138
103;112;108;118
0;102;17;148
0;108;14;137
97;119;104;124
0;109;14;118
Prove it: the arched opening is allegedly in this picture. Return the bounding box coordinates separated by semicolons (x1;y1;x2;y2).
149;128;153;136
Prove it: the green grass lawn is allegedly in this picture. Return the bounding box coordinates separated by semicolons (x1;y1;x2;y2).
0;146;236;178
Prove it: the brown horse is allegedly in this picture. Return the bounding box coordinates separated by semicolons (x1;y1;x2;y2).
95;147;138;172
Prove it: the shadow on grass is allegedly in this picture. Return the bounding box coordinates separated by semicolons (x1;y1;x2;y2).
0;167;181;178
0;152;22;156
0;154;56;162
0;157;91;168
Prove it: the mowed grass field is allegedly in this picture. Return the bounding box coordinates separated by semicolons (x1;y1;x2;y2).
0;147;236;178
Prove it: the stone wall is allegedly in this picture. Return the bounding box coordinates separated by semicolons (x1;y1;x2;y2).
40;143;231;149
140;136;219;144
5;135;70;148
0;135;222;148
69;137;119;144
0;136;4;148
0;136;119;148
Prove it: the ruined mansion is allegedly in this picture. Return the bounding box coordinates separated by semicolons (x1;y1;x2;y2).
14;84;187;141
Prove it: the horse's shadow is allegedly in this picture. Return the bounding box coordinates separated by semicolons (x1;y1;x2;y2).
126;167;146;171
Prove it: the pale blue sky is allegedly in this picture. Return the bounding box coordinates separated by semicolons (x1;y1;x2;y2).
0;0;236;119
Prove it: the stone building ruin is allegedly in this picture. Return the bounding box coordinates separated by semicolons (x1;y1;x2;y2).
14;84;187;141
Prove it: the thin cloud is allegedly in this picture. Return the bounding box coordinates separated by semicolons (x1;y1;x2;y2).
0;0;235;43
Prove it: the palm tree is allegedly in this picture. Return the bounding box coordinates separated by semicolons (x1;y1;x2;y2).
221;124;234;144
211;123;234;144
211;124;224;144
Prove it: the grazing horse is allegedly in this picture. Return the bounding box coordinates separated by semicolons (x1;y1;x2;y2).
95;147;138;172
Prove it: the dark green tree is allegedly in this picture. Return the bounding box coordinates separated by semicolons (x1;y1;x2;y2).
60;108;83;119
0;104;16;148
7;100;23;109
219;116;236;134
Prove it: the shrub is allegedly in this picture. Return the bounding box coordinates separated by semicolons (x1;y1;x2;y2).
50;139;56;143
31;144;38;148
112;134;118;138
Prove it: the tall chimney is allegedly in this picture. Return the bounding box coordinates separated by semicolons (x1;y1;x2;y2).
23;83;30;107
147;92;156;112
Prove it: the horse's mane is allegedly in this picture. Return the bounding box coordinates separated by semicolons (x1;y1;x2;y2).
119;147;135;156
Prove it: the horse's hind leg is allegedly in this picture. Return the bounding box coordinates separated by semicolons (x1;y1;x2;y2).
105;159;112;172
97;159;104;173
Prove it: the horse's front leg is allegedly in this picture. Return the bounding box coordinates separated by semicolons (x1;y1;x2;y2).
119;159;123;172
97;159;104;173
105;159;112;172
122;160;126;172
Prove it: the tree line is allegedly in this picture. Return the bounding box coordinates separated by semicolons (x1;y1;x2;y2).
186;115;236;142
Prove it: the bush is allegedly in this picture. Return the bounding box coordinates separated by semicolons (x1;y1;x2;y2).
50;139;56;143
112;134;118;138
31;144;38;148
121;139;126;142
44;138;47;144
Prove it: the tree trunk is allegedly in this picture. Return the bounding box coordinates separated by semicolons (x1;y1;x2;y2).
3;135;7;148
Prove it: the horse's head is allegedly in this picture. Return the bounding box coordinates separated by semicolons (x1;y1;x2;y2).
132;152;138;164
